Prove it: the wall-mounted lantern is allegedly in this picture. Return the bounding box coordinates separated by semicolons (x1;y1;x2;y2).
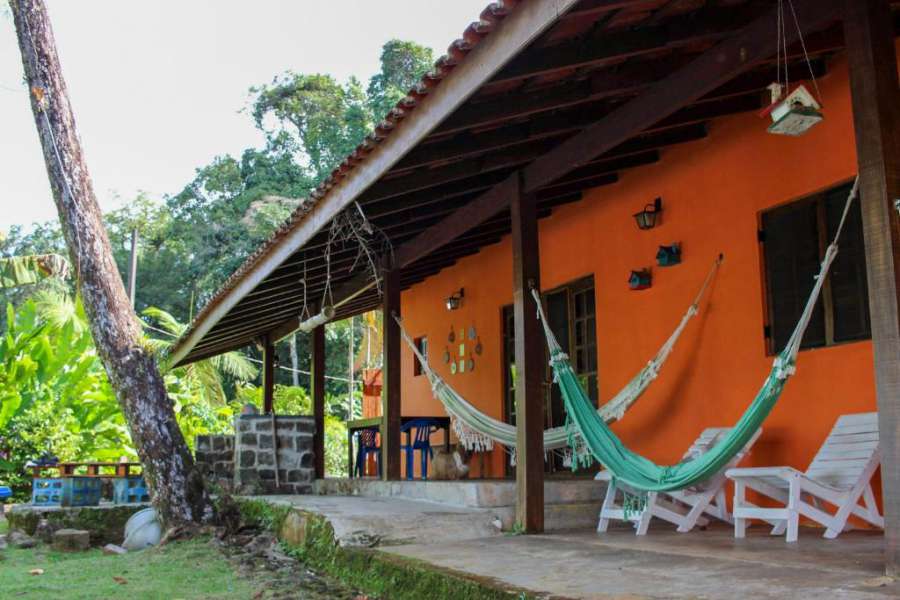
633;197;662;230
656;243;682;267
445;288;464;311
629;269;652;291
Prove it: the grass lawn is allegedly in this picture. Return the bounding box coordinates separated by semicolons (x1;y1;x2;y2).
0;536;256;599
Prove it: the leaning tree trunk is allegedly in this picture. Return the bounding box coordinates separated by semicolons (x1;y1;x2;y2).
11;0;211;526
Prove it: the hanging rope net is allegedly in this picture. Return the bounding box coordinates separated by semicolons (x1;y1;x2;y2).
536;177;859;493
395;256;723;457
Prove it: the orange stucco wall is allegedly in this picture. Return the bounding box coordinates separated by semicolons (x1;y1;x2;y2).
398;47;898;485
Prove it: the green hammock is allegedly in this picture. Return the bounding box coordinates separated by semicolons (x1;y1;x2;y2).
535;178;859;493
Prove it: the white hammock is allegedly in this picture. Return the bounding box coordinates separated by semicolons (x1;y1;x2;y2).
395;257;722;457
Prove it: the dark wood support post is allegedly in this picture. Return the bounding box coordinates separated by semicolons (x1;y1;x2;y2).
311;325;326;479
511;173;544;533
844;0;900;576
381;265;402;480
262;336;275;415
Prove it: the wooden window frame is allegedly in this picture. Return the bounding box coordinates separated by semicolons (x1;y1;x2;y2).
759;178;871;356
502;274;598;424
413;336;427;377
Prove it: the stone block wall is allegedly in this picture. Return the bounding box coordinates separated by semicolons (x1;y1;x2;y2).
195;434;235;490
234;415;315;495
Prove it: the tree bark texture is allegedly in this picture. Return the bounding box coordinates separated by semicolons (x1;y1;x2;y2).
11;0;211;526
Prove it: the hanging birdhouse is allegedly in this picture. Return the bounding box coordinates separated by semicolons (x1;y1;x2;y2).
760;83;823;136
628;269;652;291
656;244;682;267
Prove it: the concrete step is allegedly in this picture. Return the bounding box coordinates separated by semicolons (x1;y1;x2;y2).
261;495;504;547
491;501;602;532
314;478;604;509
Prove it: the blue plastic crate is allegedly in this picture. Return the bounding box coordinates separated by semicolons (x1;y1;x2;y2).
0;485;12;501
113;476;149;504
60;477;102;507
32;478;63;506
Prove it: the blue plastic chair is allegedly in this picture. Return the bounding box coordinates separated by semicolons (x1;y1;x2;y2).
401;418;440;480
354;427;381;478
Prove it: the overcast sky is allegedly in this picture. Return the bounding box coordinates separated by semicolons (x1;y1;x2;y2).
0;0;487;232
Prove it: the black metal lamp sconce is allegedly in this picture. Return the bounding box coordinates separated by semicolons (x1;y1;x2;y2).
629;269;652;291
633;197;662;230
446;288;464;311
656;243;682;267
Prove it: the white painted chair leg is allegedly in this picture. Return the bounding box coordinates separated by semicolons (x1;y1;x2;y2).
597;479;616;533
712;488;733;523
733;481;747;539
771;520;787;536
862;485;883;525
824;485;865;539
786;481;801;543
635;505;653;536
678;490;714;532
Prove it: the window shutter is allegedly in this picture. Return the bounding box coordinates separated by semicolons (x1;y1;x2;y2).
762;199;826;351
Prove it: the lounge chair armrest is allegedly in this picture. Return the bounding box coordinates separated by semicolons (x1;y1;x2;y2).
725;466;803;480
594;470;613;482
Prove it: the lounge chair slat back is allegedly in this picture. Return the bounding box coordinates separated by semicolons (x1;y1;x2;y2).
805;412;879;490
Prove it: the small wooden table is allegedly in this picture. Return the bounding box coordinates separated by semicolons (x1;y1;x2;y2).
346;416;451;477
31;462;142;479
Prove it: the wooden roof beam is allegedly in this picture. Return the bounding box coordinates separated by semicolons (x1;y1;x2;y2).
487;6;754;87
392;0;842;270
427;56;827;144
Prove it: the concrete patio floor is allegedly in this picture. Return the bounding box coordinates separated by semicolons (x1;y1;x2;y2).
383;526;895;599
258;492;896;599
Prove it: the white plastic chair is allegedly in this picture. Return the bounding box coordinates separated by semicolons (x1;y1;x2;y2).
596;427;761;535
726;412;882;542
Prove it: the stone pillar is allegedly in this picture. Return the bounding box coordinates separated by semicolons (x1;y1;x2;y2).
234;415;316;494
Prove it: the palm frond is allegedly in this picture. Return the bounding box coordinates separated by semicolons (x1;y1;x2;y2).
210;351;258;381
142;307;186;336
0;254;70;288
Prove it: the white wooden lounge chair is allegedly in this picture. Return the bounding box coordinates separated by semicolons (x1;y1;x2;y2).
596;427;762;535
726;412;883;543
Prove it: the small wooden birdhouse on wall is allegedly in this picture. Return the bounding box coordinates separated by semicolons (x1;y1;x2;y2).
629;269;652;291
657;244;682;267
760;83;823;136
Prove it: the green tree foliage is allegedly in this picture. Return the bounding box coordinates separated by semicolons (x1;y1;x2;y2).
367;39;435;122
1;38;431;489
251;74;371;181
0;295;130;496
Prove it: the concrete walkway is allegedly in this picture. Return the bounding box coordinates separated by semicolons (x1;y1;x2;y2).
383;527;896;599
256;494;504;546
258;493;896;599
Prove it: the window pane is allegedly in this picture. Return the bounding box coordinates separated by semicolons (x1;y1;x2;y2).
825;184;871;343
762;198;827;351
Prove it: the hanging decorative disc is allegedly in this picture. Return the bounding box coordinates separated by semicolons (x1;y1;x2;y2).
475;338;483;355
467;358;475;372
448;325;455;343
443;348;451;364
450;361;458;375
468;325;476;340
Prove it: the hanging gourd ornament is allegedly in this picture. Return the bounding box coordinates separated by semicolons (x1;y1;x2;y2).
629;269;652;291
656;243;682;267
760;83;823;136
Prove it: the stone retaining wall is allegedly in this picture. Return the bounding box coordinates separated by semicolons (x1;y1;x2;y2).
234;415;315;495
195;434;235;490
